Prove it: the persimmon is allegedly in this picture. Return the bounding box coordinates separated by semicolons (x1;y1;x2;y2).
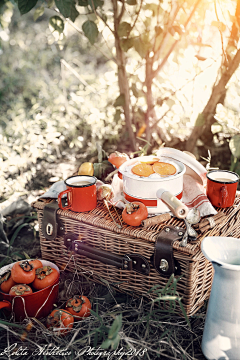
131;163;154;177
9;284;33;296
29;259;43;270
11;260;35;284
0;271;16;293
65;295;91;321
108;152;129;169
32;266;59;290
152;162;176;176
122;201;148;226
46;309;74;336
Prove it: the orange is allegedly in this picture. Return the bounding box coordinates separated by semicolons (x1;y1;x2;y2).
152;162;176;176
139;157;159;165
131;163;154;177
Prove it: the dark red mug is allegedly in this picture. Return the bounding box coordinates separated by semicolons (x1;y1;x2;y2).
0;260;59;322
206;170;239;208
58;175;97;212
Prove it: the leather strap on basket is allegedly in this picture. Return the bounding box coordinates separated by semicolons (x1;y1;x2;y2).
153;225;184;277
42;201;65;241
64;233;150;276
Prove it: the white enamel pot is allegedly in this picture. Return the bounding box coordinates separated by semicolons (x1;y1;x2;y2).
118;156;188;217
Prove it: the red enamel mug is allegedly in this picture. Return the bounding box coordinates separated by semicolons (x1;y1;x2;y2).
58;175;97;212
206;170;239;208
0;260;59;322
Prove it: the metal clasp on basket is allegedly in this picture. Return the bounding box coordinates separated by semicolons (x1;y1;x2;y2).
46;223;54;236
159;259;169;272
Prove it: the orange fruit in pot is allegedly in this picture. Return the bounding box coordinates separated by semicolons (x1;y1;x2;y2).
131;163;154;177
152;162;176;176
9;284;33;296
32;266;59;290
11;260;35;284
29;259;43;269
0;271;16;293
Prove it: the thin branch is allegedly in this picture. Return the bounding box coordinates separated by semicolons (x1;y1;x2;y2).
117;0;125;24
60;59;97;93
126;0;144;40
151;0;203;80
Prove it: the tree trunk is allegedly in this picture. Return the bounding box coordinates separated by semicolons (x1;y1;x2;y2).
112;0;136;151
186;47;240;153
186;0;240;152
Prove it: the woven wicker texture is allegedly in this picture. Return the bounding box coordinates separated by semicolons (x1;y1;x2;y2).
33;195;240;316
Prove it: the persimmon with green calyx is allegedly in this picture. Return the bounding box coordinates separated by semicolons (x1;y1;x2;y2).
9;284;33;296
108;152;129;169
0;271;16;293
29;259;43;270
32;266;59;290
46;309;74;336
122;201;148;227
65;295;91;321
11;260;35;284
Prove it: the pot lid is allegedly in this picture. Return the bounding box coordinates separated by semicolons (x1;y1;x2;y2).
156;148;207;185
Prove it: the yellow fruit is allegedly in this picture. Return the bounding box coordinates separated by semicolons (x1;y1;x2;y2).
78;162;94;176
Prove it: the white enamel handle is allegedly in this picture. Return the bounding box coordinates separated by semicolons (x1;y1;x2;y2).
156;189;189;219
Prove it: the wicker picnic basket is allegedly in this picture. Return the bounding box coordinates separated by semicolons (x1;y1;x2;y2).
32;195;240;317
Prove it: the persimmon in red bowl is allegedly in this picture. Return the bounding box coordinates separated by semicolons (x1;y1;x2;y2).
0;260;60;322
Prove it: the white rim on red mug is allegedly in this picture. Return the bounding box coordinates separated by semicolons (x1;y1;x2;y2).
207;170;239;184
65;175;97;188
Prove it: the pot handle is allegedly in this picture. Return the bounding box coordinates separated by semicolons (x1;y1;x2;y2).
156;189;189;219
0;300;11;311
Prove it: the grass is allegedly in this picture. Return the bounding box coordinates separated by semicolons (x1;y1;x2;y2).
0;213;207;360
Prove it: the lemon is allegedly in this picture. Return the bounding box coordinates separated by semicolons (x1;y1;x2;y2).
78;162;94;176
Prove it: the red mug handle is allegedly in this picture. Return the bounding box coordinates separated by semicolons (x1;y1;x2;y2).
0;300;11;311
220;185;228;207
58;188;72;210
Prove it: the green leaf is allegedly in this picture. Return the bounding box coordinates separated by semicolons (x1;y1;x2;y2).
18;0;38;15
33;6;44;21
114;109;121;122
133;37;150;58
143;3;159;16
113;94;125;107
55;0;79;22
127;0;137;5
88;0;104;10
118;22;131;37
120;38;134;52
108;314;122;339
49;16;64;34
82;20;98;45
101;339;112;349
229;134;240;159
111;334;121;350
78;0;88;6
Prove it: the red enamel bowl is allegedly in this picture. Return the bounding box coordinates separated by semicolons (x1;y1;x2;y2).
0;260;60;322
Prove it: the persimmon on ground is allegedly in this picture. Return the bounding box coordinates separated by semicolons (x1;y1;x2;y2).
65;295;91;321
46;309;74;336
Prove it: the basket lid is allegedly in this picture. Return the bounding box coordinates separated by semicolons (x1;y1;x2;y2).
156;148;207;185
